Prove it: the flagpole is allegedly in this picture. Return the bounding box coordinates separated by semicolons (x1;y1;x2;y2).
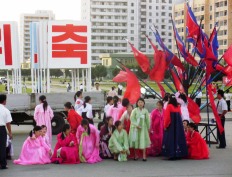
188;17;204;87
205;74;211;147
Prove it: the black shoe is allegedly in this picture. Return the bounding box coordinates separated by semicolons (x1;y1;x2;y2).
134;158;138;161
143;159;147;162
1;166;8;170
216;146;225;149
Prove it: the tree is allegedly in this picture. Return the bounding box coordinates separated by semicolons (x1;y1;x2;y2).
50;69;63;77
112;67;120;77
91;67;96;79
94;65;107;80
21;69;31;76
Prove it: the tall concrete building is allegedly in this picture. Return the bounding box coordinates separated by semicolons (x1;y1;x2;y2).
20;10;55;62
172;0;232;59
81;0;173;64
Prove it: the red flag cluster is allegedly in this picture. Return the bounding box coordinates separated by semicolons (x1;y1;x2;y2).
112;67;140;104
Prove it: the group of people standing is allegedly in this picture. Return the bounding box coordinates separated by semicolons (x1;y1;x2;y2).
4;87;230;169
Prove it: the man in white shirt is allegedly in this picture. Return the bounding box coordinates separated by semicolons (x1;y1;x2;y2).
93;83;102;92
0;94;12;169
216;90;227;149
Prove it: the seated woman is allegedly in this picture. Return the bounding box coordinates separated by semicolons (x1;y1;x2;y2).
76;119;102;164
51;124;80;164
14;126;52;165
186;123;209;160
109;121;129;162
100;116;115;159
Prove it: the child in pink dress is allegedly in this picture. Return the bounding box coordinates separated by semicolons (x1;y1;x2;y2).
34;95;54;146
41;125;50;148
107;96;122;123
14;126;52;165
76;119;102;164
147;101;164;156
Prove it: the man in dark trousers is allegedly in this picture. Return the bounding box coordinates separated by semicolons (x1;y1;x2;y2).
216;90;227;149
0;94;12;169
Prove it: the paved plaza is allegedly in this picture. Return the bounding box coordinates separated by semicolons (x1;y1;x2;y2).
2;120;232;177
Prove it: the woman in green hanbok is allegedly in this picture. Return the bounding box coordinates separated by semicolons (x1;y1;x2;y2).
129;98;150;161
109;121;129;161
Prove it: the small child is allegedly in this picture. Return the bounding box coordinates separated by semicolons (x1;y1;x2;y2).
103;96;113;122
120;104;133;134
109;121;129;162
6;135;13;160
183;120;189;137
41;125;50;147
186;123;209;160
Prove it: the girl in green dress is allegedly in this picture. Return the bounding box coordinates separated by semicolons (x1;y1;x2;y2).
109;121;129;161
129;98;150;161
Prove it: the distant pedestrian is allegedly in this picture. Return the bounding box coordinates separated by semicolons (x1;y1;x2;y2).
195;88;202;107
34;95;54;146
108;86;117;97
118;84;123;96
0;94;13;169
66;83;71;92
80;84;84;92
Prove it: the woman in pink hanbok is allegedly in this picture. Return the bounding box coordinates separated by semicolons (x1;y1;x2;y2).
147;101;164;156
14;126;52;165
51;124;80;164
34;95;54;146
107;96;122;123
76;119;102;164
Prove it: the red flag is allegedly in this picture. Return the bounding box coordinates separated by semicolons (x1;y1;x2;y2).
177;67;183;81
170;69;184;92
223;45;232;66
207;84;224;134
171;55;185;71
224;65;232;76
205;59;215;77
149;50;166;82
157;82;165;98
187;97;201;123
123;67;141;104
205;45;217;61
186;52;198;67
146;35;158;53
129;42;150;74
112;71;127;83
